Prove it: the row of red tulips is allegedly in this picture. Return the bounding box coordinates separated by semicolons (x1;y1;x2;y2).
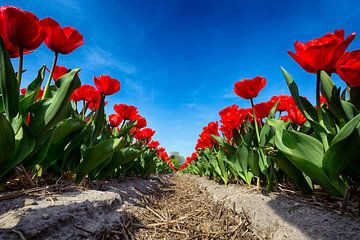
0;5;175;183
180;29;360;198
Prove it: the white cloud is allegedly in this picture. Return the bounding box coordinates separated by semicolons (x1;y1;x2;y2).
84;46;138;74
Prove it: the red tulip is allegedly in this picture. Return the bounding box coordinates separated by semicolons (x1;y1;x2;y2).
219;124;233;142
280;115;290;122
114;104;138;120
336;50;360;87
70;84;100;105
94;75;120;95
219;104;242;130
134;128;155;141
320;95;327;106
288;29;356;73
288;106;306;125
109;114;122;127
195;121;219;150
52;65;69;81
157;147;166;155
254;101;274;119
270;95;294;112
133;114;147;129
88;100;107;111
234;76;266;99
40;17;84;54
148;140;160;149
0;6;45;57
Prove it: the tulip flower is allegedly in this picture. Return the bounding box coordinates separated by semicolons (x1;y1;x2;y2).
52;65;69;81
114;104;138;120
270;95;294;112
195;121;219;150
219;104;242;130
288;29;355;74
40;17;84;99
148;140;160;149
134;128;155;141
288;106;307;125
234;76;266;100
109;114;122;127
336;50;360;87
40;17;84;54
94;75;120;95
70;84;100;119
287;30;355;150
0;6;46;84
133;114;147;129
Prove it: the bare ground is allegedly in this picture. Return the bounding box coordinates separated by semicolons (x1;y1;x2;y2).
0;174;359;240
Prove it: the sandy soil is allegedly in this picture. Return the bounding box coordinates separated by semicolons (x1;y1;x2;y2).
1;174;359;240
191;175;360;240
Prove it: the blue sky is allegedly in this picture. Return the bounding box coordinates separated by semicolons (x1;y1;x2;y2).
5;0;360;157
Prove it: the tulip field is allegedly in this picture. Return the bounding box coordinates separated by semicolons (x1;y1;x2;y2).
1;4;360;240
181;29;360;199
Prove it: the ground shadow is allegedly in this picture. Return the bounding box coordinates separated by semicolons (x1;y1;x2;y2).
266;193;360;239
0;175;175;240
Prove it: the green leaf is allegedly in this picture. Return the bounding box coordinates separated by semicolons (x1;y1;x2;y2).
51;118;84;144
323;114;360;179
0;113;15;166
0;124;35;179
271;151;312;194
96;146;138;179
267;118;345;197
91;94;105;141
29;69;81;134
19;66;46;114
320;71;352;122
0;36;19;120
76;137;126;182
281;67;316;121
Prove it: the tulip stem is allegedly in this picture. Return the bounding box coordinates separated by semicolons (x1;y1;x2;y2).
316;71;329;151
17;48;24;86
42;52;58;100
250;98;263;189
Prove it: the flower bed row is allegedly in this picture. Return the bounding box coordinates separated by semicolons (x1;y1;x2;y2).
0;6;175;183
180;29;360;198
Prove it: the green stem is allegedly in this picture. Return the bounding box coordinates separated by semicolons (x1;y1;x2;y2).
17;48;24;86
42;52;58;100
250;98;263;189
316;71;329;151
250;98;261;145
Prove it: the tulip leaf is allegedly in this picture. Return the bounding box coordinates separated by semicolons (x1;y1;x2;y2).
19;66;46;114
323;114;360;179
29;69;81;134
51;118;84;144
267;118;345;197
91;94;105;142
282;67;328;136
319;71;355;122
0;36;19;120
95;146;138;179
0;113;15;166
271;150;312;194
76;137;125;182
0;124;35;179
281;67;316;121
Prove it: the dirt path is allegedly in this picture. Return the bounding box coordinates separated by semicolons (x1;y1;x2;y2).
2;174;359;240
95;175;257;239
